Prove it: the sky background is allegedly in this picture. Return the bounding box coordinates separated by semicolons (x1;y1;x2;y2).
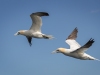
0;0;100;75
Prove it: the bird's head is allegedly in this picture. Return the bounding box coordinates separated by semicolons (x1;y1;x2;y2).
14;30;26;36
52;48;67;54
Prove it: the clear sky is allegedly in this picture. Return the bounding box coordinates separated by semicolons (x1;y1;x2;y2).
0;0;100;75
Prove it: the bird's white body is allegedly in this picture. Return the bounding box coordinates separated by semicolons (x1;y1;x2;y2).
32;31;43;38
62;49;96;60
52;28;100;61
14;12;54;46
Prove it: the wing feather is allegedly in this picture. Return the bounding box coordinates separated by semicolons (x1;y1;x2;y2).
71;38;94;53
66;40;81;50
26;37;32;46
29;12;49;32
65;27;81;50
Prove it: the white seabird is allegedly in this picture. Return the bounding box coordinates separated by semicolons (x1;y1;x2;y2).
52;27;100;61
14;12;54;46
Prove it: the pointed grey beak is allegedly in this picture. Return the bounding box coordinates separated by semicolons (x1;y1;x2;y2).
14;32;18;36
51;50;57;54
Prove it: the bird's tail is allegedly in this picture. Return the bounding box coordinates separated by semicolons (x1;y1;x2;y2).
94;58;100;61
42;34;54;39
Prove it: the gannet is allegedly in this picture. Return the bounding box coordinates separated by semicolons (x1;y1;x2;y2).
14;12;54;46
52;27;100;61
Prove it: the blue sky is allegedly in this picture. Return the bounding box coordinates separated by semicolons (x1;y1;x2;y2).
0;0;100;75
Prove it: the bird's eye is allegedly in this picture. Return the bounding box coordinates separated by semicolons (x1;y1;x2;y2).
57;50;59;51
18;32;20;34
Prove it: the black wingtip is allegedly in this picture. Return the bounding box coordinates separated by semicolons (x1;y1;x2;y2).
66;27;78;40
75;27;77;29
82;38;95;48
26;37;32;47
89;38;95;43
29;43;32;47
42;12;49;16
75;27;78;31
31;12;49;16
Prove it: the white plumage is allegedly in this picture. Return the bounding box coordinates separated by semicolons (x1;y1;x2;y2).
52;27;100;61
14;12;54;46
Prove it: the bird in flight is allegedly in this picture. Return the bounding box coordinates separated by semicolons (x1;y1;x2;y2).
52;27;100;61
14;12;54;46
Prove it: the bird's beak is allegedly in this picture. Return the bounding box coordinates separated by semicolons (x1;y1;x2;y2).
51;50;57;54
14;32;19;36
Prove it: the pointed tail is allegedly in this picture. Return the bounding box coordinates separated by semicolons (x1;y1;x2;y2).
94;58;100;61
42;35;54;39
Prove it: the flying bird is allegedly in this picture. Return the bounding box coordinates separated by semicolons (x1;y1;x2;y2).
52;27;100;61
14;12;54;46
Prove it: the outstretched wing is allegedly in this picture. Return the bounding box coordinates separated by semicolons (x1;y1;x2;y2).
65;27;81;50
26;37;32;46
71;38;94;53
30;12;49;32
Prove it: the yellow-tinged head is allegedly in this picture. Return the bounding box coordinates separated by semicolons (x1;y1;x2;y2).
52;47;67;54
14;30;27;36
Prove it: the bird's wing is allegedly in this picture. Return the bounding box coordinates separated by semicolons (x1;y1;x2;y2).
26;37;32;46
65;27;81;50
29;12;49;32
71;38;94;53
